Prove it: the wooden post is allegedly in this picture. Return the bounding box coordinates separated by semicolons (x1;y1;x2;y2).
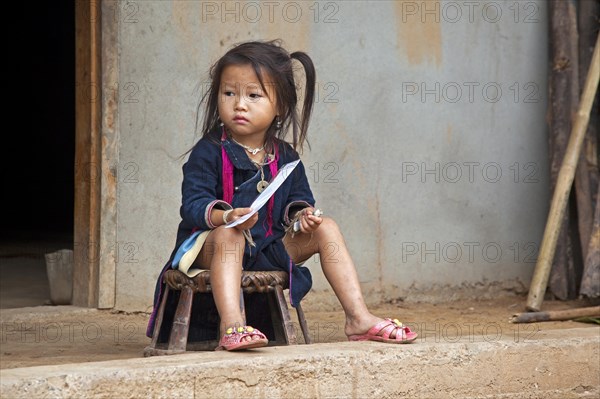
580;184;600;298
577;0;600;300
547;0;579;301
574;0;600;264
73;0;102;307
526;32;600;312
575;153;593;262
578;0;600;210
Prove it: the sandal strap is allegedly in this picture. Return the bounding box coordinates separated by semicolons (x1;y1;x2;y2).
366;319;394;337
380;323;398;340
367;318;410;341
219;326;267;347
388;319;412;341
223;326;266;339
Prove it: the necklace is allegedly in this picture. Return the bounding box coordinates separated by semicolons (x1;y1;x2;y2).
251;154;276;193
231;137;264;155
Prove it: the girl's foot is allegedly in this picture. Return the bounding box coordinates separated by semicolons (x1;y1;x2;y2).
220;321;265;343
216;325;268;351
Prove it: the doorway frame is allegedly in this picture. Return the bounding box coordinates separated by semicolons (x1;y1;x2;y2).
74;0;118;308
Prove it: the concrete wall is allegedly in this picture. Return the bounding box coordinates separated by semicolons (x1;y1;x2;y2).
111;1;549;311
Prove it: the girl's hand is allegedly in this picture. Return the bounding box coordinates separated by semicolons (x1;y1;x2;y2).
228;207;258;230
297;207;323;234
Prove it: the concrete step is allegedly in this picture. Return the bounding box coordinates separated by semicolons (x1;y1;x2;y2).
1;327;598;398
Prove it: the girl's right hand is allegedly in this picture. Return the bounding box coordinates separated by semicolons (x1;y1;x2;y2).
227;207;258;230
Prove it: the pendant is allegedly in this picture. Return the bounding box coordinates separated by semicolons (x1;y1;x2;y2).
257;180;269;193
250;148;260;155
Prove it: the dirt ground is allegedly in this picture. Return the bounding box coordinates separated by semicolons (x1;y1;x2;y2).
1;295;598;370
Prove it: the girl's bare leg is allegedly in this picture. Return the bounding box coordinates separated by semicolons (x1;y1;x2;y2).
195;226;260;341
283;217;400;338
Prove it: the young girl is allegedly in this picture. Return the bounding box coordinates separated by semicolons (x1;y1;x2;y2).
147;40;417;351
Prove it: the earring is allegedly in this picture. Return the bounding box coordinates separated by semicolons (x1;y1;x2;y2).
218;119;224;127
276;117;282;129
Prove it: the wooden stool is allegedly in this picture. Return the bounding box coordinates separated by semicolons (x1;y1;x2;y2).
144;269;312;356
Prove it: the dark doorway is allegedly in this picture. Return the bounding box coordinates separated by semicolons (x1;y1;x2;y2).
1;3;75;308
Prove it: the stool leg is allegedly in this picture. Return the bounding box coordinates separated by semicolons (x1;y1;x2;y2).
168;285;193;352
267;290;286;344
274;285;297;344
149;285;170;348
295;303;312;344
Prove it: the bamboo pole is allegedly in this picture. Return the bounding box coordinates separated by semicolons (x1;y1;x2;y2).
511;306;600;323
526;32;600;312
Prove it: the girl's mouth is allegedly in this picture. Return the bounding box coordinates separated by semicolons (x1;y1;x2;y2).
233;115;249;123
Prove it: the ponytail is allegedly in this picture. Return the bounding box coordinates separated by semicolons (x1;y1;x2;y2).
290;51;316;152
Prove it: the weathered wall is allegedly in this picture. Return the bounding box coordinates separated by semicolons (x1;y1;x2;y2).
112;0;549;311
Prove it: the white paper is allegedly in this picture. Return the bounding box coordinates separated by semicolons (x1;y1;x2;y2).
225;159;300;228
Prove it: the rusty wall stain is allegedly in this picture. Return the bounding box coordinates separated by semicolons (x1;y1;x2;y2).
394;0;442;67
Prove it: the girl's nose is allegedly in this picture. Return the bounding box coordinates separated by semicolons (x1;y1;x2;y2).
234;96;247;111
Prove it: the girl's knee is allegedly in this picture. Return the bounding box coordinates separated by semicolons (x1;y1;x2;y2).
317;216;341;236
204;227;246;258
210;225;245;244
311;217;343;245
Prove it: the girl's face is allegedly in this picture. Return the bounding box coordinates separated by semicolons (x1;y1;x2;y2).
218;64;278;142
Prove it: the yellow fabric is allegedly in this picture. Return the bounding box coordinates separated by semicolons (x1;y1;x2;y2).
177;230;211;277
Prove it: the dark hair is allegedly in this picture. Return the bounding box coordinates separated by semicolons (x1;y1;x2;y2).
195;39;316;152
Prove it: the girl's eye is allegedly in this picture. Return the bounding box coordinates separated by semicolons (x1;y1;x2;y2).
223;91;235;97
249;93;262;99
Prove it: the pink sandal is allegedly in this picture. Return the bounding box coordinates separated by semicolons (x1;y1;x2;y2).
215;326;268;351
348;318;417;344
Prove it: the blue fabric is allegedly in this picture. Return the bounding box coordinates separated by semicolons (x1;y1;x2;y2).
147;128;316;338
170;230;202;268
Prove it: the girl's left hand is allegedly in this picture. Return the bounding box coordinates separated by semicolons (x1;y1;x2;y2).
297;208;323;233
229;207;258;231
